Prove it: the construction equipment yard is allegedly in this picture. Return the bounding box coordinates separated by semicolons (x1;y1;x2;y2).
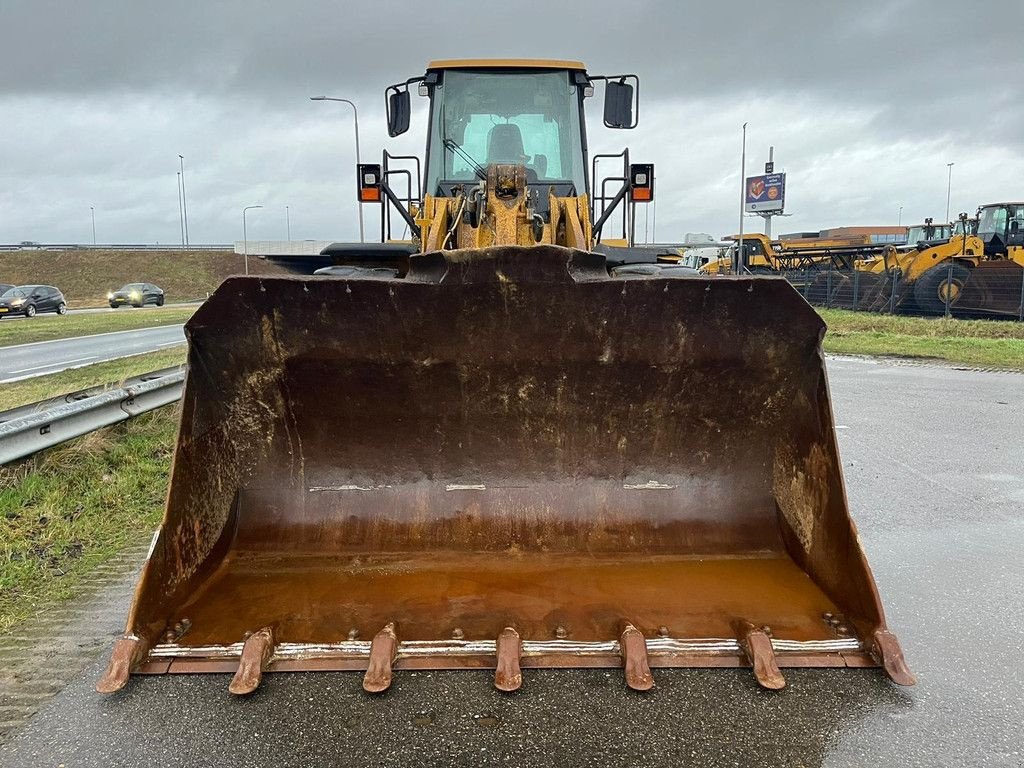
1;356;1020;767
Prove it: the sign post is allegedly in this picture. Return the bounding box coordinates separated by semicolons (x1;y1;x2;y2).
745;147;785;239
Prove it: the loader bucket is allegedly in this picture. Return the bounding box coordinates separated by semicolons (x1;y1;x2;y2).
99;246;913;694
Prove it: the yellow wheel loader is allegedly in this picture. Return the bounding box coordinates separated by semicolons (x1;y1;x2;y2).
98;59;913;696
840;206;1024;316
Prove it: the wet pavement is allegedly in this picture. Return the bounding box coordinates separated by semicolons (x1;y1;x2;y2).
1;355;1021;767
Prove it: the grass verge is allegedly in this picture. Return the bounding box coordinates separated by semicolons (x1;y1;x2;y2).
0;407;177;633
0;305;194;347
820;309;1024;369
0;248;290;308
0;347;187;412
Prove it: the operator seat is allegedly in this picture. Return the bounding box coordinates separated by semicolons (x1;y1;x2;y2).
486;124;528;165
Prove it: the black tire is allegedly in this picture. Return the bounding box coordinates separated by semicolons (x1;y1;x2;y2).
25;304;36;318
56;302;67;315
913;262;971;315
109;302;118;309
132;302;143;308
157;295;165;306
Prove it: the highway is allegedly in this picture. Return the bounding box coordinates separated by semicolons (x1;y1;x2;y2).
0;325;185;383
0;356;1021;767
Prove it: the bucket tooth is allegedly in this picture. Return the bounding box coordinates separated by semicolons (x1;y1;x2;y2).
494;627;522;692
872;630;916;686
96;635;146;694
737;622;786;690
363;622;398;694
619;623;654;691
228;627;275;695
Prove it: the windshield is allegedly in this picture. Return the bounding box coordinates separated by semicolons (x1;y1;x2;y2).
425;69;587;195
978;206;1008;237
119;284;144;291
1;288;26;299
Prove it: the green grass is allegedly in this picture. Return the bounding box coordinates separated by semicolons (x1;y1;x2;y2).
0;408;177;633
820;309;1024;369
0;348;187;412
0;248;290;308
0;305;195;347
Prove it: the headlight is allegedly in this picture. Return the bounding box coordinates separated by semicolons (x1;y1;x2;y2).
11;298;24;307
107;292;114;300
130;291;141;299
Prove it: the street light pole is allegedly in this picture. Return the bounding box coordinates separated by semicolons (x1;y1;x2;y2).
242;205;263;276
737;122;748;274
286;205;291;241
310;96;365;242
179;155;190;247
90;206;96;245
177;172;185;246
898;206;903;226
945;162;954;223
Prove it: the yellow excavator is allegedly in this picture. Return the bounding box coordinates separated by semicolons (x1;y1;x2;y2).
98;59;913;696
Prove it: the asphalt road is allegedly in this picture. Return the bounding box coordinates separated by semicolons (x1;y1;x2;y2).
0;325;185;383
1;357;1022;767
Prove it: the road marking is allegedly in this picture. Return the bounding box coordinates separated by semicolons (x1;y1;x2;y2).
0;324;186;352
155;341;185;348
9;355;97;374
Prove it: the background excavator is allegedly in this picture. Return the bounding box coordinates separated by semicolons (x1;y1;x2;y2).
98;59;913;696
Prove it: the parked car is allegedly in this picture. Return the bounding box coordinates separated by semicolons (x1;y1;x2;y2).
0;285;67;318
107;283;165;308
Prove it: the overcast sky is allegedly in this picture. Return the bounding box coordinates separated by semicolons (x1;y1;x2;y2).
1;0;1022;245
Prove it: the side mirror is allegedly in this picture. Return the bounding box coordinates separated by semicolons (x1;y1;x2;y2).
604;79;637;129
387;89;410;137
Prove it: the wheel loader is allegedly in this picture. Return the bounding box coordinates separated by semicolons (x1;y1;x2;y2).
830;206;1024;316
98;59;914;696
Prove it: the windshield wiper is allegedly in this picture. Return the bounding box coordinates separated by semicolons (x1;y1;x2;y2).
443;138;487;181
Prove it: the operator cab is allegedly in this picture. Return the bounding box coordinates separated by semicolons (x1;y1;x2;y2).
977;203;1024;256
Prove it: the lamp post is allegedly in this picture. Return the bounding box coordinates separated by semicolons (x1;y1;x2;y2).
898;205;903;227
179;155;190;246
242;205;263;276
737;122;748;274
286;205;291;241
310;96;364;242
177;171;185;246
90;206;96;245
945;162;954;223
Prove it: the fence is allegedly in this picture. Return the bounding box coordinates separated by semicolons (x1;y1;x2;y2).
779;261;1024;321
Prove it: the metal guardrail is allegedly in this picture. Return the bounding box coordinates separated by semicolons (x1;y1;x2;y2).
0;367;185;464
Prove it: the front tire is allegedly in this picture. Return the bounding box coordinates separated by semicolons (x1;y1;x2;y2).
913;262;971;315
24;304;36;318
156;296;165;307
56;302;67;315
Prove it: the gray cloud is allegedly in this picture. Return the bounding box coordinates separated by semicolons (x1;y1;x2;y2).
1;0;1022;244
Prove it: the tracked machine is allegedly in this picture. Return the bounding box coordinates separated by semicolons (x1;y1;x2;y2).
99;59;914;696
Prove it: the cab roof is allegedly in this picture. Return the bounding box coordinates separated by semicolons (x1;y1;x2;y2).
426;58;586;71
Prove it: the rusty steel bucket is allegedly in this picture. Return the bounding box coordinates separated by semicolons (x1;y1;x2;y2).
98;246;913;695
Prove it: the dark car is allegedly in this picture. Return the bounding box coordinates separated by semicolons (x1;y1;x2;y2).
108;283;165;308
0;285;67;319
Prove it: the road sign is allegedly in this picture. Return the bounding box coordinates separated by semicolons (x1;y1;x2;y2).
745;173;785;213
764;161;774;173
